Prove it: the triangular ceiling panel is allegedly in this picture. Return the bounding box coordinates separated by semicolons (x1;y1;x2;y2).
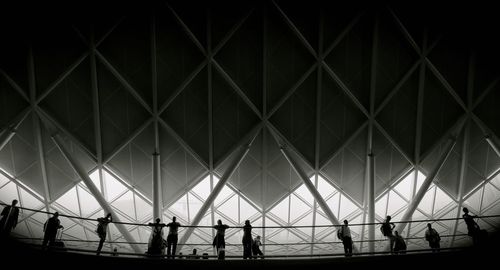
375;10;419;108
270;71;316;164
0;113;37;177
420;69;464;156
266;4;316;112
32;22;87;96
161;67;208;163
156;5;206;106
215;12;263;112
97;61;151;158
275;0;319;51
474;82;500;138
321;126;366;204
168;1;208;50
372;128;412;196
212;70;260;165
320;66;366;164
427;36;469;104
324;13;373;110
39;58;95;153
376;71;419;160
97;13;152;107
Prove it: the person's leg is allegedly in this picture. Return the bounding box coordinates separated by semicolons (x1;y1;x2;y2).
166;235;172;258
97;236;105;255
172;235;178;259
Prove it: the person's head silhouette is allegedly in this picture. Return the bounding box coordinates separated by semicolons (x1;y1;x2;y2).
173;216;176;222
344;220;348;225
427;223;432;229
11;199;18;206
156;218;161;223
217;219;222;225
386;215;391;222
106;213;112;219
245;220;250;226
54;212;59;218
463;207;469;214
394;230;399;236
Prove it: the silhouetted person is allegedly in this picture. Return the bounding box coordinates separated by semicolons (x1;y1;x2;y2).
166;216;181;259
242;220;252;259
425;223;441;252
0;199;19;238
213;219;229;259
252;235;263;258
112;247;118;256
96;213;112;255
190;248;200;259
42;212;63;249
393;231;406;254
462;207;481;246
380;215;396;253
147;218;166;255
338;220;353;257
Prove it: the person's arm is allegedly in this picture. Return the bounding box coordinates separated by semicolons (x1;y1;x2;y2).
390;223;395;229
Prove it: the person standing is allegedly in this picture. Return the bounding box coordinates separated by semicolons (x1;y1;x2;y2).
212;219;229;259
252;235;263;258
393;231;407;254
425;223;441;252
0;199;20;238
166;216;181;259
462;207;481;246
96;213;112;255
242;220;252;259
147;218;166;256
380;215;396;253
338;220;353;257
42;212;64;249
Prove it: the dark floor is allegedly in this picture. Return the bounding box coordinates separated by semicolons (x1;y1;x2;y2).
2;236;499;270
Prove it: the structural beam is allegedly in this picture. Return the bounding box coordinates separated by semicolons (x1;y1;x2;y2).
395;136;457;234
177;132;259;251
367;153;375;253
43;121;141;253
0;115;25;152
152;152;162;220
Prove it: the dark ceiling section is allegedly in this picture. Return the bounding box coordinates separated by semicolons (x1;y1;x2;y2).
322;4;362;55
39;58;96;154
97;61;152;158
161;68;209;163
270;71;316;165
374;10;419;109
168;0;208;49
428;36;469;105
275;0;319;51
212;71;260;165
265;4;316;113
321;126;367;204
372;127;411;196
97;13;153;108
0;27;29;95
156;6;206;107
473;47;500;102
420;70;464;157
320;66;367;165
474;83;500;137
324;13;373;110
215;12;263;112
376;71;419;160
32;22;87;97
0;79;29;130
210;0;253;50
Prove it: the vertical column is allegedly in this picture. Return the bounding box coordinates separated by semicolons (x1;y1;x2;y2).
367;153;375;253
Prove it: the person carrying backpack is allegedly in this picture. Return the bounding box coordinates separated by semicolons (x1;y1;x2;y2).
425;223;441;252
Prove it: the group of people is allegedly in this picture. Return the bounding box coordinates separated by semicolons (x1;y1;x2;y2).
0;199;488;258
